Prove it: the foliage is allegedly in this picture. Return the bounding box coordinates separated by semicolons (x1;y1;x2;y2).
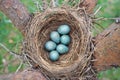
93;0;120;36
0;0;120;80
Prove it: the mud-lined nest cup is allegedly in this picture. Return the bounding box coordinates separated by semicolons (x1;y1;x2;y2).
23;7;93;79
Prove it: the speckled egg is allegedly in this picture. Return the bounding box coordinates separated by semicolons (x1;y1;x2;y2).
61;35;70;45
56;44;69;54
45;41;56;51
49;50;59;61
57;25;70;35
50;31;60;43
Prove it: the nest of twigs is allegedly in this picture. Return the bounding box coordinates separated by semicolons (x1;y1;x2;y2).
23;7;96;80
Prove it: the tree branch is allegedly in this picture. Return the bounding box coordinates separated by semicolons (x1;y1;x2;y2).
79;0;98;14
11;69;47;80
0;74;12;80
0;0;30;34
0;69;47;80
93;23;120;71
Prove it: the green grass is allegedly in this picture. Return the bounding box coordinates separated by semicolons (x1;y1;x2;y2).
0;11;23;74
0;0;120;79
98;68;120;80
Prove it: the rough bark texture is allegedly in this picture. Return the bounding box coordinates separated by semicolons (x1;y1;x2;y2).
0;69;46;80
93;23;120;71
11;69;47;80
79;0;97;14
0;74;12;80
0;0;30;34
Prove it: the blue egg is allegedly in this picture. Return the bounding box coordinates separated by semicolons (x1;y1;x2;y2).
49;51;59;61
57;25;70;35
45;41;56;51
50;31;60;43
56;44;69;54
61;35;70;45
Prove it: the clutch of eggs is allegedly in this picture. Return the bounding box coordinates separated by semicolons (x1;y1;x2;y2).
44;24;71;61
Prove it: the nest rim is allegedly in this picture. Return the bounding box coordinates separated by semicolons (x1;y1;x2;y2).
24;7;92;78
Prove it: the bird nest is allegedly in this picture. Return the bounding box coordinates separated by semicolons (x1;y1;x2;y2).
23;7;96;80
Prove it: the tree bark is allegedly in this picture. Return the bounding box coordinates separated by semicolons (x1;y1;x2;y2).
93;23;120;71
11;69;47;80
0;69;46;80
79;0;97;14
0;74;12;80
0;0;30;34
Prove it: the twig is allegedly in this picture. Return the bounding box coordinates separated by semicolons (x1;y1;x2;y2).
52;0;56;7
93;6;102;16
32;0;44;11
93;17;120;22
16;61;23;73
0;43;21;59
73;0;81;9
90;22;101;33
55;0;59;6
42;0;49;10
22;53;33;67
94;22;105;30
